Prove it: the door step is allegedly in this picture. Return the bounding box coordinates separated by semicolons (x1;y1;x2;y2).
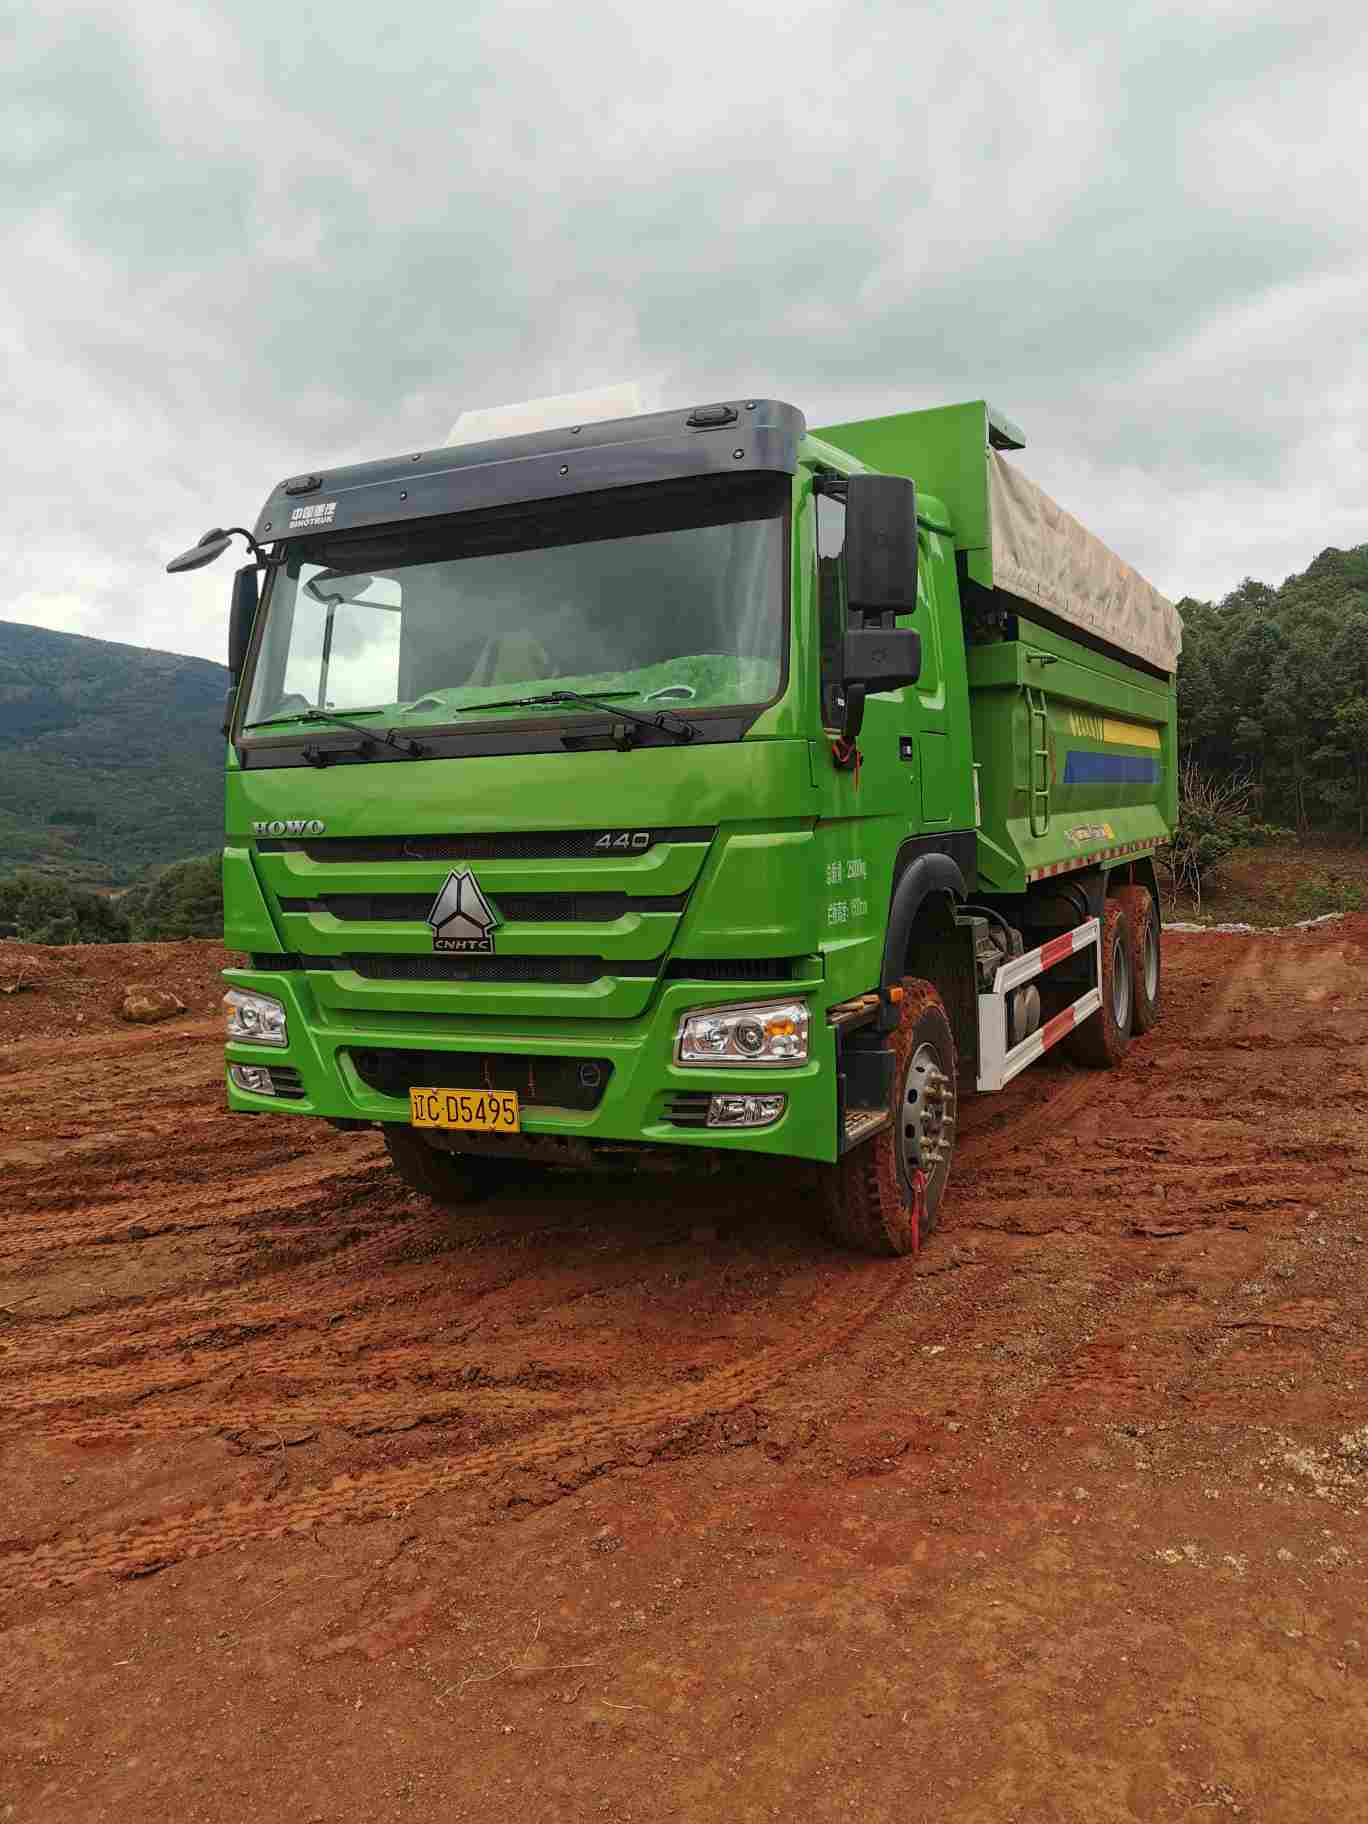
843;1107;891;1148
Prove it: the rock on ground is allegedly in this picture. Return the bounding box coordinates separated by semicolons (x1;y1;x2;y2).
119;986;187;1024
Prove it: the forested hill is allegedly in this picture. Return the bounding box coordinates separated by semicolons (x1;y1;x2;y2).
0;621;227;884
1177;544;1368;834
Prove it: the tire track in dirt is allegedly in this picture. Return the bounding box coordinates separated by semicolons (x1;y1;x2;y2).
1189;936;1281;1040
1;1184;726;1391
0;1143;386;1258
7;1300;774;1447
957;1066;1104;1158
0;1257;901;1596
989;942;1368;1432
0;1179;441;1360
0;1243;720;1425
952;1171;1338;1232
0;999;1144;1598
30;1383;591;1447
5;925;1363;1605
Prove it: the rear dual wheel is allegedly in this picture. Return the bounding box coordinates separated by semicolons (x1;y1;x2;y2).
821;980;958;1257
1066;887;1162;1067
1114;884;1162;1033
1065;898;1133;1067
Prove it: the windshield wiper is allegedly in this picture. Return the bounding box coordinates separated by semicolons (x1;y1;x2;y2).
243;707;427;757
457;690;697;744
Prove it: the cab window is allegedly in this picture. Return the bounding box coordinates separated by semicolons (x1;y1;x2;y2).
902;532;942;705
815;488;846;729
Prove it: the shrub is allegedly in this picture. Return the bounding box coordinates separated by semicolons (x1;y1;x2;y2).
1158;763;1289;909
0;873;132;944
129;853;223;940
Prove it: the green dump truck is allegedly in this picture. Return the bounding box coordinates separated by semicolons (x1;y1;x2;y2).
170;392;1180;1255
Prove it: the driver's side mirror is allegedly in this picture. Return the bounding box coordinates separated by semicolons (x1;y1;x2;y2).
223;565;259;736
843;626;922;695
228;565;258;679
834;473;922;752
844;472;919;617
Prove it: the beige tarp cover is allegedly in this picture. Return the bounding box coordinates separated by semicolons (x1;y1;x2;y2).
988;451;1182;673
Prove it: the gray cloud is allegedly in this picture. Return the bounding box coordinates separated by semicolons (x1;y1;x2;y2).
3;0;1364;660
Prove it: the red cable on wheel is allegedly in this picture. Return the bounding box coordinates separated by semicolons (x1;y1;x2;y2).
909;1165;927;1253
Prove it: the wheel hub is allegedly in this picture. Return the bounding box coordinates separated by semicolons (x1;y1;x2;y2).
900;1042;957;1181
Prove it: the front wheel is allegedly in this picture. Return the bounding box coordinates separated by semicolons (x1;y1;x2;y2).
382;1124;510;1207
820;980;958;1257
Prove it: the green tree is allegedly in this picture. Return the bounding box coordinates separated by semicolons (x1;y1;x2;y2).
0;872;131;944
1320;698;1368;841
130;853;224;940
1177;546;1368;835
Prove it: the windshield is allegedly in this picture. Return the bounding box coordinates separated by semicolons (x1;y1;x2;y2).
239;475;788;736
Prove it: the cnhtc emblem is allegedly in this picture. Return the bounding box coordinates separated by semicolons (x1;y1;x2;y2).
427;870;500;954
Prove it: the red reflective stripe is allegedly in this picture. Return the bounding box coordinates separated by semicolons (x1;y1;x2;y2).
1038;932;1077;970
1028;839;1154;881
1039;1007;1076;1050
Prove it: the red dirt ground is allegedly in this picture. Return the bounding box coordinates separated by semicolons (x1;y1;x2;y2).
1;920;1367;1822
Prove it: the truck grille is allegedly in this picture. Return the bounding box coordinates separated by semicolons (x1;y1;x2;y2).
663;957;799;982
256;826;715;863
305;953;660;984
661;1092;713;1128
279;891;688;923
349;1047;613;1111
291;953;798;985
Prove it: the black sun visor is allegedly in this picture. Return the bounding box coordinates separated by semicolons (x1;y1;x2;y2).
252;399;806;547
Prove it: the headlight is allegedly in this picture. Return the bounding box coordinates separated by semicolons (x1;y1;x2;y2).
676;999;808;1067
224;987;288;1047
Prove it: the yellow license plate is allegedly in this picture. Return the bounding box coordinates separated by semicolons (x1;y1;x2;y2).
409;1087;521;1132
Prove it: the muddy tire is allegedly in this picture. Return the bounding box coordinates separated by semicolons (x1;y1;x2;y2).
382;1125;508;1206
1114;884;1161;1033
1065;898;1133;1068
820;981;958;1258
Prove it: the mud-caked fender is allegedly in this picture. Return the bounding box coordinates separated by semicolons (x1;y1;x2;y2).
880;851;967;995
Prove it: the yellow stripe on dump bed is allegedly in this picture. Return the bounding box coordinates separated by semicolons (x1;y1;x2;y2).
1068;712;1161;749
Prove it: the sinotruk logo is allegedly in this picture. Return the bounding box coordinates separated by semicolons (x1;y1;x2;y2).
426;870;500;954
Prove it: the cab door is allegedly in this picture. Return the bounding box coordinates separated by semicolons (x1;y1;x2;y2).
813;483;949;830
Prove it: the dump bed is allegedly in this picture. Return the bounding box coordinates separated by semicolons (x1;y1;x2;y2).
817;401;1180;892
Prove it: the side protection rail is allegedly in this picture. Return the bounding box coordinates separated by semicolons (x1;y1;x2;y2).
976;920;1101;1092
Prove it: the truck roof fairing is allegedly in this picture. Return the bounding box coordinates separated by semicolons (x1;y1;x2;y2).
252;399;807;548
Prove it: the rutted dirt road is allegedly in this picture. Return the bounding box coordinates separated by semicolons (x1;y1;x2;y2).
1;922;1367;1822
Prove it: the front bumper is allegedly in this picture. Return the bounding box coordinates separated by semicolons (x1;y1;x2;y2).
222;962;840;1163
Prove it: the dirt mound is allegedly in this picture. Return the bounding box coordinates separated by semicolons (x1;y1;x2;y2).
0;938;239;1049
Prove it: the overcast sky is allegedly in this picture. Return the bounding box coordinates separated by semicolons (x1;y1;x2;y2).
5;0;1365;664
